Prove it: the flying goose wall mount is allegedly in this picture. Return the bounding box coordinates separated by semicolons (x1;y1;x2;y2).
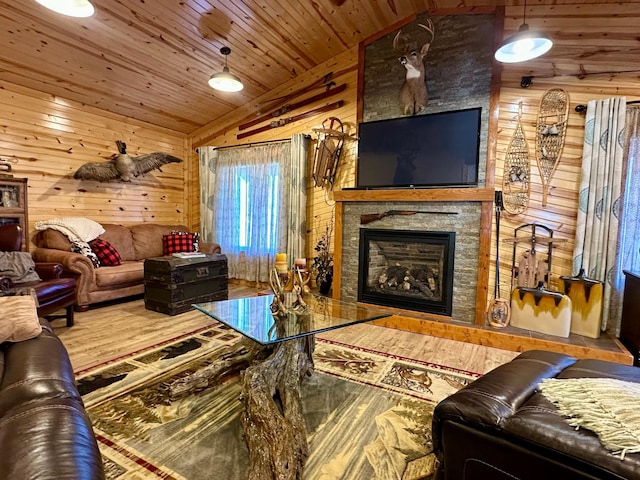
73;140;183;182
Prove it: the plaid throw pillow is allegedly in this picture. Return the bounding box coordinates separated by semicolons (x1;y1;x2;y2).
89;238;122;266
163;232;197;256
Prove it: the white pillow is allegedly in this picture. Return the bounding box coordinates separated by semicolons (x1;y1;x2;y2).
0;295;42;343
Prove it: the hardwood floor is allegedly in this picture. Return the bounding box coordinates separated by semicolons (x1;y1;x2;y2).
318;323;518;374
55;284;519;375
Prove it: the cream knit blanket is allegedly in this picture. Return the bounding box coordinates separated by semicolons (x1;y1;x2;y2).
539;377;640;459
35;217;105;243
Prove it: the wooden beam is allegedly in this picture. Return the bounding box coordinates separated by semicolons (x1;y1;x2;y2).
334;187;495;202
475;199;493;325
332;201;344;300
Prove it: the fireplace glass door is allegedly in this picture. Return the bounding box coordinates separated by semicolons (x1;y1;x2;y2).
358;228;455;316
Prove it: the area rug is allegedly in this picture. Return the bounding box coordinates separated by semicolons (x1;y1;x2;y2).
77;323;480;480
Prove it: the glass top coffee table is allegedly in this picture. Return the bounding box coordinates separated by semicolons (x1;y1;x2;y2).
192;293;391;478
193;293;391;345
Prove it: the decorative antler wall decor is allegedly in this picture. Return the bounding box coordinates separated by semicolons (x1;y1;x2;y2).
74;140;183;182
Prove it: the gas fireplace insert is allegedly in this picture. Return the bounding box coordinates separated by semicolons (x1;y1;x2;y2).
358;228;455;316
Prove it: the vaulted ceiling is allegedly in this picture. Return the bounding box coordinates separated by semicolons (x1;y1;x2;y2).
0;1;637;134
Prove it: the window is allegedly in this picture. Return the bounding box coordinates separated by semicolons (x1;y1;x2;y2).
619;116;640;280
221;162;280;254
200;137;306;284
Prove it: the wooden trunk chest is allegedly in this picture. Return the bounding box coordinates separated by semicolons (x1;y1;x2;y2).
144;254;228;315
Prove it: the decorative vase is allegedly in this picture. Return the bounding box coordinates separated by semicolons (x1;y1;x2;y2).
319;274;332;295
558;269;603;339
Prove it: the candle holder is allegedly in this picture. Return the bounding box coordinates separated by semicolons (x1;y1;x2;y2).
280;270;294;292
269;266;309;314
295;266;311;294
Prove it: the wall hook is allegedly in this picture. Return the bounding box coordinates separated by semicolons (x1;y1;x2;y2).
520;76;533;88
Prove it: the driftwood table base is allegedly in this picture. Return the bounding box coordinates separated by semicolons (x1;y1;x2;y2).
165;331;315;480
241;334;315;480
190;277;390;479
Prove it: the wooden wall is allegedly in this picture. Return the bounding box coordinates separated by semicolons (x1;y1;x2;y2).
0;82;192;249
493;3;640;335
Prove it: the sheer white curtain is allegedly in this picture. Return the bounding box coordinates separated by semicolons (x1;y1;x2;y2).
197;146;217;245
572;97;626;332
617;106;640;318
286;134;308;263
198;135;307;284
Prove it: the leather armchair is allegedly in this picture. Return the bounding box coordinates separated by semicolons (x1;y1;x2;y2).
0;223;76;327
432;350;640;480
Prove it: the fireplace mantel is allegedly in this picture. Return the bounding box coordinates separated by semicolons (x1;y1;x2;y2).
334;187;494;203
333;187;494;326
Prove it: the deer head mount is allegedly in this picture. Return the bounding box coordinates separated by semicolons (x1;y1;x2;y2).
393;19;435;116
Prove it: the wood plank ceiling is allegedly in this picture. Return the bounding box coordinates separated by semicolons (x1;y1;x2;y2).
0;0;638;134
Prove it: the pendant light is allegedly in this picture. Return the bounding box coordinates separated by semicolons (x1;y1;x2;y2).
495;0;552;63
208;47;244;93
34;0;95;17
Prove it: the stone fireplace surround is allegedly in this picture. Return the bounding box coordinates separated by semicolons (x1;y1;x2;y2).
333;188;494;325
331;188;633;366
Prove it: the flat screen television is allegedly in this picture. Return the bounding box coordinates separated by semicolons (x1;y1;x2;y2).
356;107;482;189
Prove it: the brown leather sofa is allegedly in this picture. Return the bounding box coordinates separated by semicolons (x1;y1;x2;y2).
432;350;640;480
0;318;104;479
32;223;221;311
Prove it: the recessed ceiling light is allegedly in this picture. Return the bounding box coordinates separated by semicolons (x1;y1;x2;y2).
34;0;95;18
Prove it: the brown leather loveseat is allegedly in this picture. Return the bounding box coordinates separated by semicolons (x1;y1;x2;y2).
433;350;640;480
32;223;221;311
0;318;104;479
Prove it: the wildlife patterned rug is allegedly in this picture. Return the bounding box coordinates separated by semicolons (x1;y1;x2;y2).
77;324;480;480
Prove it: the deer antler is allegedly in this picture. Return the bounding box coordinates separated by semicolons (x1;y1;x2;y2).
393;19;435;53
418;19;435;44
393;29;414;53
418;20;435;55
